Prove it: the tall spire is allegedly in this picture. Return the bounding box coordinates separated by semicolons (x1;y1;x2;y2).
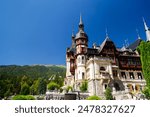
79;13;84;31
143;17;149;31
79;13;83;25
143;17;150;41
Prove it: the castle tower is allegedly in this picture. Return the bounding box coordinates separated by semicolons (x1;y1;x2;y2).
75;15;88;85
65;29;76;86
143;18;150;41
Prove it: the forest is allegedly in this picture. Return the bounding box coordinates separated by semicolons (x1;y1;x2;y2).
0;65;66;99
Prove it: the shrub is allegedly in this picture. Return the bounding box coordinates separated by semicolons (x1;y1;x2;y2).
12;95;35;100
59;88;63;93
104;87;113;100
37;96;45;100
47;82;60;90
66;86;73;93
80;80;88;92
86;95;101;100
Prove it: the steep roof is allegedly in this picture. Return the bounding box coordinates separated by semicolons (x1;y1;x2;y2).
127;39;142;51
99;37;114;53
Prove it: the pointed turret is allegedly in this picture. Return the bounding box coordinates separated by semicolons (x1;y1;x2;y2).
143;18;150;41
75;14;88;40
75;14;88;54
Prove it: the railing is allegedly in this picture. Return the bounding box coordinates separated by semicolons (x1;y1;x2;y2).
121;78;146;82
45;91;89;100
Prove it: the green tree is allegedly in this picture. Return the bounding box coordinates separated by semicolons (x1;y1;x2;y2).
20;82;30;95
12;77;21;95
80;80;88;92
47;82;60;90
138;41;150;99
0;80;7;98
30;84;36;95
4;88;11;99
38;78;47;94
142;87;150;99
104;87;113;100
53;73;64;87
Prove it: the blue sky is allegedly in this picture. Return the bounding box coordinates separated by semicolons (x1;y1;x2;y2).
0;0;150;65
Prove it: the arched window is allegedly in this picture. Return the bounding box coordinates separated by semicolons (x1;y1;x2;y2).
100;66;105;71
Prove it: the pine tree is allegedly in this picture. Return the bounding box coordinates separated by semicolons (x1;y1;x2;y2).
38;78;46;94
20;82;30;95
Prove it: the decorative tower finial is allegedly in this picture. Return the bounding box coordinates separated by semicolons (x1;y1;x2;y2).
79;13;83;25
125;39;129;48
143;17;150;41
78;13;84;31
72;25;75;37
105;28;109;38
136;29;141;39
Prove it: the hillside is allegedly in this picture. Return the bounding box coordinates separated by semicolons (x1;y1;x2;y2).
0;65;66;79
0;65;66;99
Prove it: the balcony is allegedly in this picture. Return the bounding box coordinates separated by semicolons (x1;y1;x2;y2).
99;72;110;79
121;78;146;83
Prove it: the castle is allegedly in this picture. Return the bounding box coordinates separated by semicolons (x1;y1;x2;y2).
65;16;150;99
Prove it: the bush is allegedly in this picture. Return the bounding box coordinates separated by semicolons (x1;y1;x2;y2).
59;88;63;93
66;86;73;92
47;82;60;90
80;80;88;92
12;95;35;100
104;87;113;100
86;95;101;100
37;96;45;100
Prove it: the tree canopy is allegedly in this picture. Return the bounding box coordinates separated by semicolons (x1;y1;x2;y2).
0;65;66;99
138;41;150;99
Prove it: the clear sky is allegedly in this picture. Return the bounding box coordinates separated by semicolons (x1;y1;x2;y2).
0;0;150;65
